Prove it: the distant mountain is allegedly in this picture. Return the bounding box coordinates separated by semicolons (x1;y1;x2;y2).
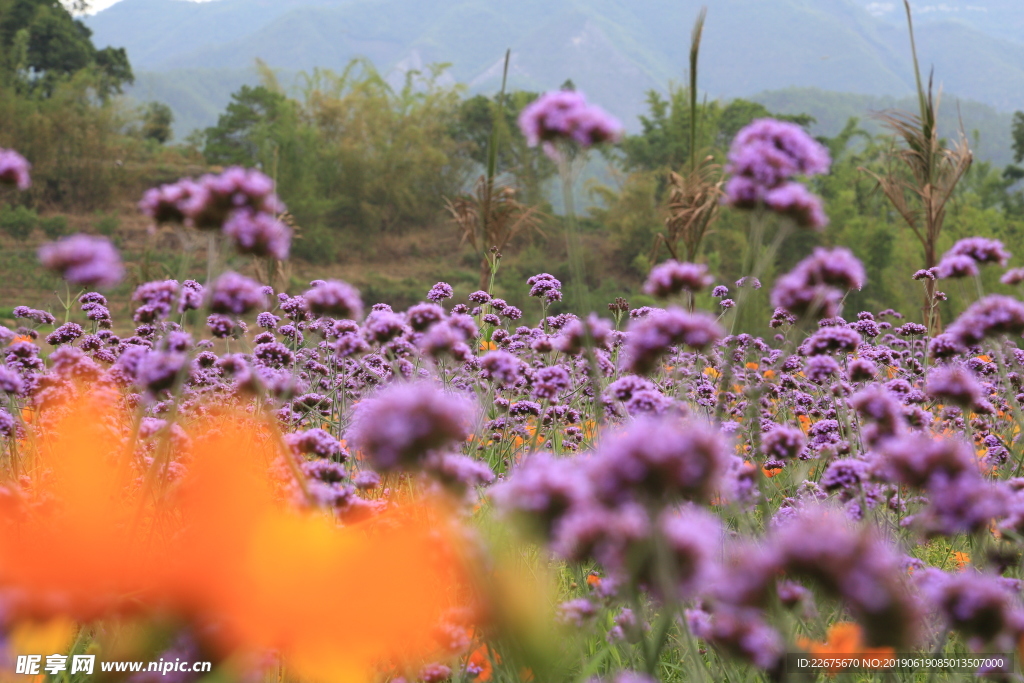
89;0;1024;155
855;0;1024;47
752;88;1016;167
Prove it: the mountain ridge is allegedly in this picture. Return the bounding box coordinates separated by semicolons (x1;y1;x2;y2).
89;0;1024;160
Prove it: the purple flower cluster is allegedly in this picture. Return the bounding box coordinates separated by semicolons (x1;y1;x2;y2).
771;247;865;319
518;90;623;158
0;148;31;190
642;260;714;298
304;280;363;320
623;308;724;374
346;381;474;471
723;118;831;228
37;234;124;290
138;167;290;259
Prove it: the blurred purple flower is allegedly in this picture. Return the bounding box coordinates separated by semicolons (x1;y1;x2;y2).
223;208;290;260
38;234;124;289
643;261;714;298
519;90;623;158
945;237;1010;267
346;381;475;471
208;272;267;315
623;307;724;374
0;148;31;190
304;280;363;320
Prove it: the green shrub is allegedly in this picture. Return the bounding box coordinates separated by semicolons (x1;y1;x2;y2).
291;225;338;265
93;212;120;237
40;215;70;239
0;205;38;240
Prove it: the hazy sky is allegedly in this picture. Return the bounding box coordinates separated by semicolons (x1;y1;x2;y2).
84;0;212;14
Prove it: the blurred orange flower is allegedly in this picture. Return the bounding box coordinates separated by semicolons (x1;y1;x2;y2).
798;622;894;675
466;644;498;682
0;388;473;682
0;387;158;620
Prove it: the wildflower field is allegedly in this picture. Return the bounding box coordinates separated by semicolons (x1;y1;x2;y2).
4;3;1024;683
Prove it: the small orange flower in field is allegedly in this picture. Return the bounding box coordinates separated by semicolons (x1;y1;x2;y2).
797;414;811;433
763;369;775;379
952;551;971;570
798;622;894;675
586;572;602;589
480;341;497;351
745;362;759;370
466;644;499;682
761;464;781;478
10;335;33;345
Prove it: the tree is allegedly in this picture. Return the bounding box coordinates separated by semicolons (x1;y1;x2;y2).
452;90;557;207
0;0;132;97
141;101;174;144
203;85;291;166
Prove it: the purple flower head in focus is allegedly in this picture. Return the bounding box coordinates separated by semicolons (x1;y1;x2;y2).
38;235;124;289
426;282;454;302
528;273;562;299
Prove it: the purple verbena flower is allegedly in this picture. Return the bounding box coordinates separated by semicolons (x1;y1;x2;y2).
304;280;363;320
518;90;623;158
643;261;714;298
208;272;267;315
38;235;124;289
0;148;31;190
223;208;290;260
426;282;454;302
623;308;724;374
346;381;475;471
